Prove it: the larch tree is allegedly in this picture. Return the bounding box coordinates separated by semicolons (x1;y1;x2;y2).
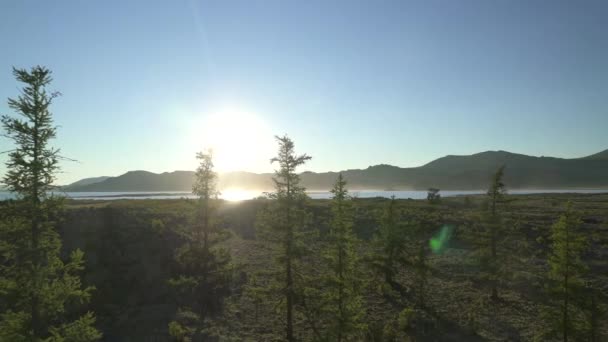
370;196;409;286
582;280;606;342
256;135;311;342
321;173;365;341
485;165;506;300
168;150;232;341
543;202;588;342
0;66;100;341
466;165;525;303
426;188;441;204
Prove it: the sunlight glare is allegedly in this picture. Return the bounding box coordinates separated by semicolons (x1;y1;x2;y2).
188;107;275;173
221;188;258;201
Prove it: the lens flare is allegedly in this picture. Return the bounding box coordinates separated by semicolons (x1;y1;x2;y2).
429;225;454;254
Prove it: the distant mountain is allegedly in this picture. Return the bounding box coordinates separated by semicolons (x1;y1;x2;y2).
62;150;608;192
581;149;608;160
63;171;195;192
66;176;110;187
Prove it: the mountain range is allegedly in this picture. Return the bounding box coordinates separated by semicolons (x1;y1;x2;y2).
62;149;608;192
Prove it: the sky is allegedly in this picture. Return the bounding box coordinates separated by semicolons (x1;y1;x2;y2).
0;0;607;185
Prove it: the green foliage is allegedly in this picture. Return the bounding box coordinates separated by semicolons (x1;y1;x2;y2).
367;307;416;342
487;165;506;214
583;283;607;342
0;66;99;340
168;310;199;342
539;202;589;341
315;174;366;341
192;150;220;200
26;192;608;341
397;307;415;331
370;196;410;285
48;312;102;342
63;201;190;340
475;210;504;299
426;188;441;204
255;135;312;341
1;66;60;198
478;165;508;299
168;150;232;340
547;204;587;287
241;274;266;324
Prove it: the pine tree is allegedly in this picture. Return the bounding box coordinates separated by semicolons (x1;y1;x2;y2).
426;188;441;204
256;135;311;341
464;166;526;304
583;280;606;342
321;174;365;341
486;165;506;300
0;66;100;341
168;150;232;341
543;202;588;342
370;196;409;286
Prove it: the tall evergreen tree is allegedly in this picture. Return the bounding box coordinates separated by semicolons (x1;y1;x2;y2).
321;174;365;341
168;150;232;341
0;66;100;341
485;165;506;300
543;202;588;342
487;165;506;217
582;280;606;342
256;135;311;341
370;196;408;286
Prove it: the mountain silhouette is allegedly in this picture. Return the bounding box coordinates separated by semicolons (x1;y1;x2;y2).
62;150;608;192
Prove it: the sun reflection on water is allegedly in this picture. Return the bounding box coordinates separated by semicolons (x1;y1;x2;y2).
220;188;259;201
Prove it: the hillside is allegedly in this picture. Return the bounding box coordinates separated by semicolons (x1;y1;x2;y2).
581;149;608;160
66;176;111;187
63;149;608;192
63;171;196;192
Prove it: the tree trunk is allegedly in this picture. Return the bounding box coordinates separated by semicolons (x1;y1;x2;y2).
490;194;498;301
490;225;498;300
338;240;344;342
563;223;570;342
286;180;294;342
286;243;294;342
31;112;43;337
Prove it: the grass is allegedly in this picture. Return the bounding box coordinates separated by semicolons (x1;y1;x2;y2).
60;193;608;341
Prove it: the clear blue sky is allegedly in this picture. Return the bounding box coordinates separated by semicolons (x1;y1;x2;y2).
1;0;607;184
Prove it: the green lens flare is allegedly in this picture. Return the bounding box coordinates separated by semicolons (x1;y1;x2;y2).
429;225;453;254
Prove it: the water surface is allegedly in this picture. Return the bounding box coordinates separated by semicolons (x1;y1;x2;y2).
1;189;607;201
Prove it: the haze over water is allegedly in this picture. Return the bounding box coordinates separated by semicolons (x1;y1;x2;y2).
2;189;608;202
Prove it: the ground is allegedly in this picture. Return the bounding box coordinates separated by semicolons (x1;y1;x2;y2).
60;193;608;341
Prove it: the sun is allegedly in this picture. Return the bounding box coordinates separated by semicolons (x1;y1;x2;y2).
190;107;274;173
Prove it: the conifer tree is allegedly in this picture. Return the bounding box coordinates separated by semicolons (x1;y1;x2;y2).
583;280;606;342
0;66;100;341
256;135;311;341
321;174;365;341
485;165;506;300
168;150;232;341
370;196;408;286
462;166;509;301
543;202;588;342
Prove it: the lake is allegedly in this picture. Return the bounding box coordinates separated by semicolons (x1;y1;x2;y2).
1;189;608;201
